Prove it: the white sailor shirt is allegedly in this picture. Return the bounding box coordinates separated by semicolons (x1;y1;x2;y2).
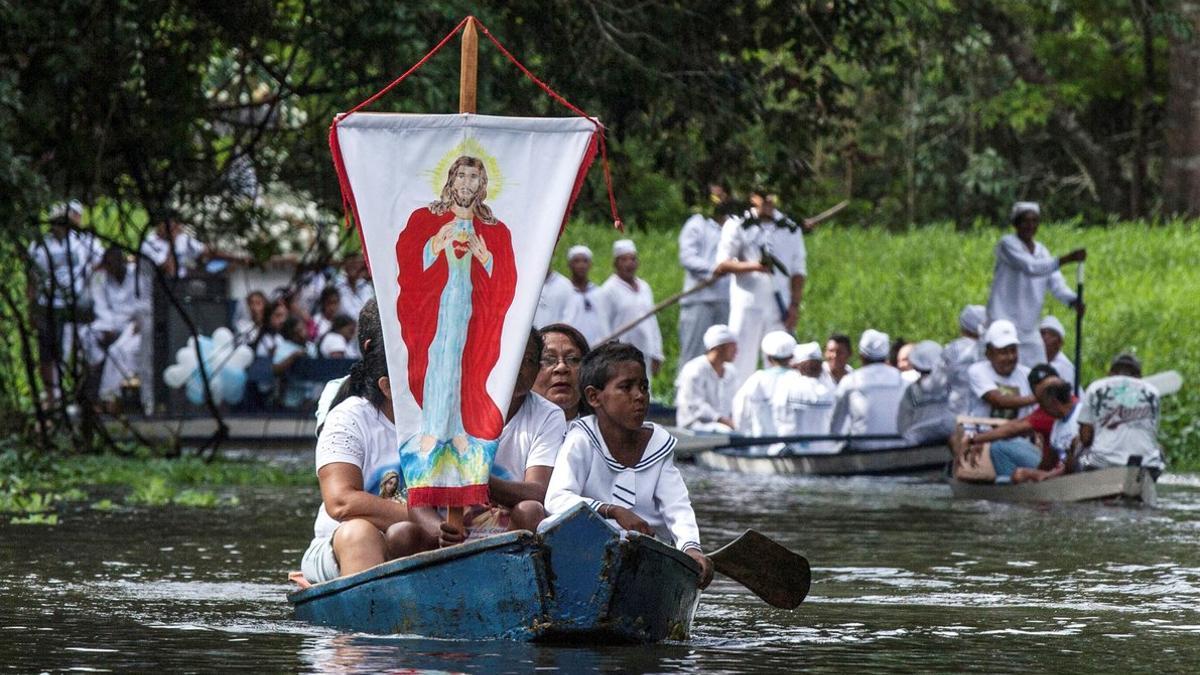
545;417;701;553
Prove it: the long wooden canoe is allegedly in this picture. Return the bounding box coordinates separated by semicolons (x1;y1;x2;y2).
694;442;952;477
948;465;1157;505
287;503;702;642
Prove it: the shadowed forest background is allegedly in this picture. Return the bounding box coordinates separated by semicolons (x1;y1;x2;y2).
2;0;1199;460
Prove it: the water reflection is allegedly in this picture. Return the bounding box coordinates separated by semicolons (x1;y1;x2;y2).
2;467;1200;672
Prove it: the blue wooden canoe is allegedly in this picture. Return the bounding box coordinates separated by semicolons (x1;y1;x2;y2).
287;503;702;642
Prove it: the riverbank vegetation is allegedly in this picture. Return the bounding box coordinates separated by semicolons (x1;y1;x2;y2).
557;218;1200;469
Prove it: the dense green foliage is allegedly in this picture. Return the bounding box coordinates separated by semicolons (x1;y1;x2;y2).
556;218;1200;468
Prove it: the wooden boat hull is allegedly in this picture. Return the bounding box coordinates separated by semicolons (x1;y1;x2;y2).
949;466;1158;505
286;504;702;642
694;443;952;477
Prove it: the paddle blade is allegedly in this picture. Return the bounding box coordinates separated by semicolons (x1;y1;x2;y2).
709;530;811;609
1144;370;1182;397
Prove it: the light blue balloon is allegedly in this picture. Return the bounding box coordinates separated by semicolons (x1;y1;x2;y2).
182;335;249;406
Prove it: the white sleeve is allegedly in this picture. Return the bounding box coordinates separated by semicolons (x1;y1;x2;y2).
732;379;751;431
643;283;664;361
896;383;915;434
314;407;366;472
678;216;713;278
996;237;1060;276
715;218;742;263
91;276;114;327
1048;270;1078;306
968;363;998;400
678;367;720;425
654;460;702;553
544;428;597;515
785;229;807;278
525;405;568;469
829;386;849;434
1076;383;1098;426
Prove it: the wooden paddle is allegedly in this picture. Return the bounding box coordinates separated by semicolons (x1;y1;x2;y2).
708;530;811;609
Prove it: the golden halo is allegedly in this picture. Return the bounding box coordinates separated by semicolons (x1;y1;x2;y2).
427;137;505;201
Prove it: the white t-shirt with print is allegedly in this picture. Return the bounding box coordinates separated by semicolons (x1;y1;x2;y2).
492;392;568;482
311;396;399;540
1076;375;1163;470
966;360;1033;420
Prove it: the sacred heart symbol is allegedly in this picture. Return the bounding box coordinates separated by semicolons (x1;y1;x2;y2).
451;239;470;258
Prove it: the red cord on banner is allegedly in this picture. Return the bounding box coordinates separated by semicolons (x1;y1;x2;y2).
329;15;623;234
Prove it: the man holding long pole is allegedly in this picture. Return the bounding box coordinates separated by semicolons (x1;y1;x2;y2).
986;201;1086;370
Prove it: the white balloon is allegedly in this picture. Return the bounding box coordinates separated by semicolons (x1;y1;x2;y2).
164;363;193;388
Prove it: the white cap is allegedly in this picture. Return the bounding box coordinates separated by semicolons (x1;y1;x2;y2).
958;304;987;334
48;202;68;221
793;341;822;363
1011;201;1040;222
612;239;637;257
984;319;1020;348
859;329;890;361
703;324;736;351
908;340;943;373
1039;315;1066;337
761;330;798;360
567;244;593;261
67;199;83;216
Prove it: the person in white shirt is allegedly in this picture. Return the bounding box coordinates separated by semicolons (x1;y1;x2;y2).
534;267;575;329
714;190;809;392
897;340;955;445
86;248;150;404
317;315;356;358
961;376;1078;484
545;341;713;588
943;304;986;414
819;333;854;390
732;331;799;455
559;245;610;348
1039;315;1076;388
987;201;1086;367
333;253;373;358
140;209;209;279
300;332;408;584
310;286;342;342
676;197;734;365
675;324;738;432
784;341;837;453
1074;353;1164;472
830;329;906;450
598;239;664;377
965;320;1036;420
894;340;919;384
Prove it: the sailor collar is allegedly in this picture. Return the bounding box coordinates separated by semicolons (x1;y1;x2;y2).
574;417;677;473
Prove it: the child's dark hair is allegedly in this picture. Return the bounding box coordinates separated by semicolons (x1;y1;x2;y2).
330;314;355;333
579;341;645;394
328;299;386;411
319;285;341;306
281;316;307;344
1042;380;1073;405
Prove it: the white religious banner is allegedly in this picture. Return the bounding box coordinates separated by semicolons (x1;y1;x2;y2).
332;113;598;507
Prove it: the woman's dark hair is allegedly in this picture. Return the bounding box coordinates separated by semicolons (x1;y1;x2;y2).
319;285;341;306
330;314;356;333
329;299;386;410
527;326;545;364
540;323;590;357
579;341;645;394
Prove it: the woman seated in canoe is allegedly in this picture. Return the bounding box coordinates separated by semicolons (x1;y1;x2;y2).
545;341;714;588
389;329;568;552
300;299;411;584
532;322;590;421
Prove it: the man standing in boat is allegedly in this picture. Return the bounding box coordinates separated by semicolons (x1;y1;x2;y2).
986;201;1086;368
395;156;517;471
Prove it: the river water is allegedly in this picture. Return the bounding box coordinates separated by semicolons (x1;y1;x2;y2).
3;463;1199;673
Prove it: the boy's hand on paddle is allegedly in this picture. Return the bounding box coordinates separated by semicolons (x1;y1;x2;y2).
439;522;466;548
686;549;714;589
610;506;653;535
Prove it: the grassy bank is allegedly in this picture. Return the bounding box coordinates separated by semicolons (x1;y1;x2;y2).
555;218;1200;469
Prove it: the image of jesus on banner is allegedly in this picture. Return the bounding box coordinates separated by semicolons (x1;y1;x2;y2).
395;155;516;507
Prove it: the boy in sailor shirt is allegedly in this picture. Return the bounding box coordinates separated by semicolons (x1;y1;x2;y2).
545;342;713;588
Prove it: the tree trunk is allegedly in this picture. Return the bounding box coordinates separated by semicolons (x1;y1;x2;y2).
1164;2;1200;217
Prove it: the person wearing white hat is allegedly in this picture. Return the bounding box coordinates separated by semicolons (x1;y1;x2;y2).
598;239;664;377
965;319;1035;420
897;340;955;445
677;197;735;367
555;245;611;347
987;201;1086;368
942;304;986;415
713;190;808;393
731;330;801;454
1038;315;1075;388
674;324;739;432
829;329;907;450
758;336;835;451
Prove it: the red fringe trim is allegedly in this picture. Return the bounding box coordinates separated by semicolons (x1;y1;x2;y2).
405;484;491;509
